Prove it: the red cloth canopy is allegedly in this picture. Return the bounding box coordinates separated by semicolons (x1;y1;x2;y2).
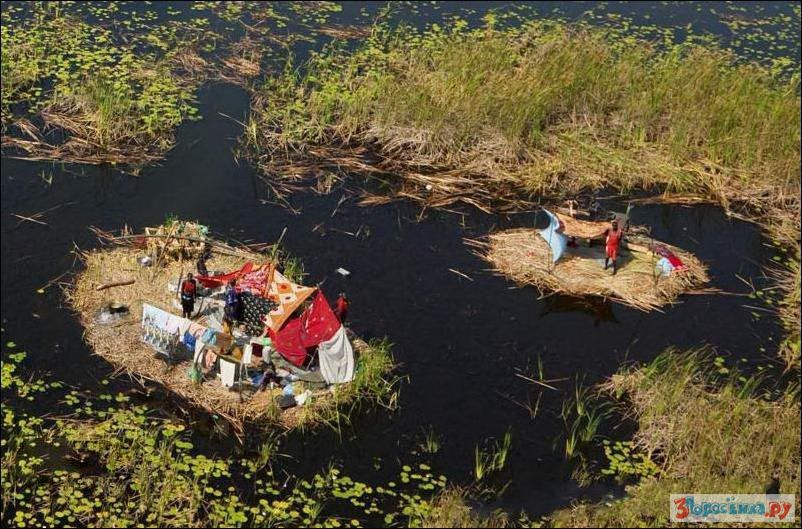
269;292;341;366
195;262;255;289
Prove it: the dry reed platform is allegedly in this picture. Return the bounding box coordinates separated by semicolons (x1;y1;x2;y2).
69;242;364;435
473;229;710;311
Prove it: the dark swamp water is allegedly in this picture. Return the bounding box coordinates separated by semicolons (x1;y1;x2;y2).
1;1;797;518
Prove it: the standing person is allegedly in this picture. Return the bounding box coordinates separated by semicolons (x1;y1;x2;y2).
180;273;197;318
604;219;624;275
224;279;240;322
334;293;349;324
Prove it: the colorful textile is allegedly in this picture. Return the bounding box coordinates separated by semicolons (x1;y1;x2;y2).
656;257;674;276
318;325;354;384
141;304;182;357
263;270;316;332
236;265;272;296
537;209;568;263
204;349;217;369
269;318;308;367
241;292;275;336
201;328;217;345
300;292;341;347
652;244;686;271
195;262;255;288
668;254;685;270
198;263;316;333
269;292;341;366
183;330;196;352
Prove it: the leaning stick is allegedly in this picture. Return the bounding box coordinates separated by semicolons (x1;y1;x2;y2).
95;279;135;291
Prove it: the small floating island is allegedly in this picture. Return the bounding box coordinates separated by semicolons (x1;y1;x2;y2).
69;221;396;436
473;208;710;312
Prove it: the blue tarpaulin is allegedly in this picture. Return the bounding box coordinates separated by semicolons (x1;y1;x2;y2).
537;209;568;263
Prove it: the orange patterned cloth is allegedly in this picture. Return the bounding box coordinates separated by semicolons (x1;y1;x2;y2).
263;270;316;332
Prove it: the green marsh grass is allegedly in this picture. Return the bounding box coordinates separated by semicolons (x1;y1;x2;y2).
551;348;801;527
560;380;614;461
473;430;512;482
248;20;800;235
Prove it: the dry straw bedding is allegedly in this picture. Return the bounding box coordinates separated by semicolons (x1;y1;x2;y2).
70;245;358;432
475;229;709;311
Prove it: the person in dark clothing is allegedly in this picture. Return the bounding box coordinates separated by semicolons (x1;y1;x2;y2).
334;292;349;324
224;279;240;322
180;273;197;318
196;244;210;277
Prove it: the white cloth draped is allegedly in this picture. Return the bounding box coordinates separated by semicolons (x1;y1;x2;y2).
318;325;355;384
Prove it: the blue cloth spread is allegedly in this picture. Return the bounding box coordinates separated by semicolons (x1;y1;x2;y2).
537;209;568;263
183;330;196;352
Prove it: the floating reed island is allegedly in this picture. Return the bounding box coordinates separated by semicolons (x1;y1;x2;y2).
68;222;397;436
471;217;710;312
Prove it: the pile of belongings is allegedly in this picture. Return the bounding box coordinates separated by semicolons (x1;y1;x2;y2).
196;262;315;332
652;244;687;276
144;220;209;261
195;262;355;385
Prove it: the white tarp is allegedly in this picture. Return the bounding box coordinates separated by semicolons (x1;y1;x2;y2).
318;325;354;384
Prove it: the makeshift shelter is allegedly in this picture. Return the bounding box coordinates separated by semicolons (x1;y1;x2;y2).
269;291;350;371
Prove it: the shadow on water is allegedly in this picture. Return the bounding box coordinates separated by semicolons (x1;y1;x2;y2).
1;79;783;515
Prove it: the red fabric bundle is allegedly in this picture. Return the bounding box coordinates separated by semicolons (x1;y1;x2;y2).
269;318;308;367
300;292;341;347
668;254;685;270
269;292;341;366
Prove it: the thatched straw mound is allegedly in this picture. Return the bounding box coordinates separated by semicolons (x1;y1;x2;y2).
69;245;363;434
474;229;710;311
559;215;609;239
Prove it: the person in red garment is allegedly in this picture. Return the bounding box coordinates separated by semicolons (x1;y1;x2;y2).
180;273;197;318
604;219;624;275
333;293;349;324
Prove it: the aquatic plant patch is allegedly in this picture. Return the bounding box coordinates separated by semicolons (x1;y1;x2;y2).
0;2;217;166
0;343;470;528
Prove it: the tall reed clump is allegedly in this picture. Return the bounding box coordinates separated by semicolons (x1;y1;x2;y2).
249;20;800;225
776;255;801;369
550;348;801;527
473;430;512;482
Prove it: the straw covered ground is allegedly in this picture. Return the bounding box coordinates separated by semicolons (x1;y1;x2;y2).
474;229;709;311
69;243;395;435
